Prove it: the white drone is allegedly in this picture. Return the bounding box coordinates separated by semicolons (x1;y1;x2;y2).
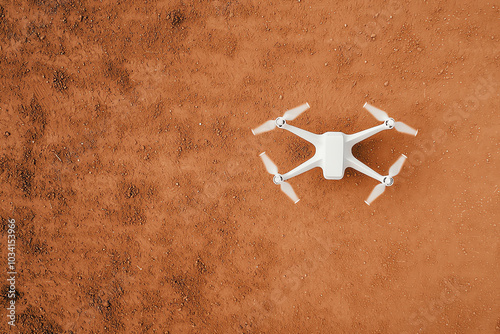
252;102;417;205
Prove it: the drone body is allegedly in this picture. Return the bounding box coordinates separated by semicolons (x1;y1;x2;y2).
253;103;417;205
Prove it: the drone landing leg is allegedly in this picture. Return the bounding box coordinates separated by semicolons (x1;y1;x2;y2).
345;124;386;147
282;124;321;146
282;156;321;181
345;155;384;183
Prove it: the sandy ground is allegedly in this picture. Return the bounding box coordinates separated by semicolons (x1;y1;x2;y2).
0;0;499;333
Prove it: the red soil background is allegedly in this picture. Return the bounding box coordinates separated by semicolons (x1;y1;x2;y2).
1;0;499;333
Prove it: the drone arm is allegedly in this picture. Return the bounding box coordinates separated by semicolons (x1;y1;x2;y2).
282;124;321;146
345;155;384;183
344;124;386;146
282;155;322;181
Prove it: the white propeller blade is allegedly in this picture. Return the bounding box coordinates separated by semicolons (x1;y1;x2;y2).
252;103;310;135
259;152;278;175
365;183;386;206
365;154;407;205
252;120;276;135
363;102;389;121
283;103;310;121
258;152;300;204
388;154;407;177
280;182;300;203
395;122;418;136
364;102;418;136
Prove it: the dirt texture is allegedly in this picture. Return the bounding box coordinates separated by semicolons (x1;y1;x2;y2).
0;0;499;333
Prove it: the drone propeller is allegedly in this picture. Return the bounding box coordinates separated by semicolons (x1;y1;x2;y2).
365;154;407;205
363;102;418;136
260;152;278;175
252;103;310;135
394;121;418;136
259;152;300;203
363;103;389;121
